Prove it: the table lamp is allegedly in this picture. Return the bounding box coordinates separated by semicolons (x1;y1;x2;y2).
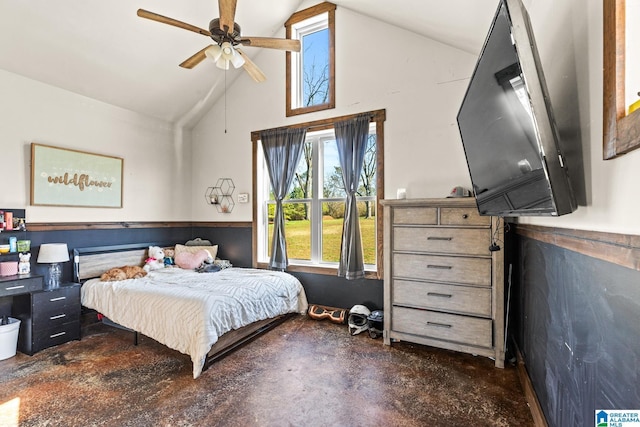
37;243;69;288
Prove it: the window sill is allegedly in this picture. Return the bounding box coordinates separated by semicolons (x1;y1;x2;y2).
255;262;380;280
286;102;335;118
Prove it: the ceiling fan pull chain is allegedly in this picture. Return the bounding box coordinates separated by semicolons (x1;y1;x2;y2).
224;69;228;134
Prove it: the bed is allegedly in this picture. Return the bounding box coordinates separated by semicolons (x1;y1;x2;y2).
74;243;308;378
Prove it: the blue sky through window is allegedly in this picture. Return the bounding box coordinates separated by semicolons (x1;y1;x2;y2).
302;28;329;107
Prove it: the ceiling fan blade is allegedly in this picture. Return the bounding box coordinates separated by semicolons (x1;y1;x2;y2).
239;37;301;52
137;9;211;37
179;45;212;69
218;0;237;33
235;48;266;83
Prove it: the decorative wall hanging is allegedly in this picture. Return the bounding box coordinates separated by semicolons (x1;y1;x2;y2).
205;178;235;213
30;143;123;208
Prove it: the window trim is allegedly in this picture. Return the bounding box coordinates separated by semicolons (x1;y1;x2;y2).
251;109;386;279
285;2;336;117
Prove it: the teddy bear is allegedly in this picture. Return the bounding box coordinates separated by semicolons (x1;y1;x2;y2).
101;265;147;282
18;252;31;274
143;246;165;272
163;247;175;267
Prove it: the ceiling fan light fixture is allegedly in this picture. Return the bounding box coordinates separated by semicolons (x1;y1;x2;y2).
204;44;223;62
216;58;230;70
230;51;245;68
220;42;234;59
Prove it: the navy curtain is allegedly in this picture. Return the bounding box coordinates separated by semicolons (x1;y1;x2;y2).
260;127;307;270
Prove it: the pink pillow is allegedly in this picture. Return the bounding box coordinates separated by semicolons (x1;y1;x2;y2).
175;249;210;270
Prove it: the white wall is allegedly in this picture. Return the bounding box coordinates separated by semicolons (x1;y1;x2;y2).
0;69;192;222
518;0;640;235
191;6;478;221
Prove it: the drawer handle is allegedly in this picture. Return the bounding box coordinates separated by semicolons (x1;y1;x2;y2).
5;285;25;290
50;296;67;302
427;264;452;270
50;332;66;338
462;214;469;219
427;237;452;241
50;314;66;320
427;292;452;298
427;321;452;329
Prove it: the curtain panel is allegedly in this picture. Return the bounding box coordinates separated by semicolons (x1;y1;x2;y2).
260;127;307;270
335;114;371;280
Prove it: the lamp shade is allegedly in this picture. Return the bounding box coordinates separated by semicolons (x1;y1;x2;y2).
230;50;245;68
37;243;70;264
220;42;234;59
216;57;230;70
204;44;223;62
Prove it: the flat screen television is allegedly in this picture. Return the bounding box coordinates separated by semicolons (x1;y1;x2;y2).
457;0;576;216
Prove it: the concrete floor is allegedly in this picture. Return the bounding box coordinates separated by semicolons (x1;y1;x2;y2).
0;315;534;426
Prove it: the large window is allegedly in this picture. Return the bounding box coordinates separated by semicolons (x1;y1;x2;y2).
252;110;386;278
285;2;336;117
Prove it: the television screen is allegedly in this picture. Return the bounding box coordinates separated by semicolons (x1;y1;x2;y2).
457;0;576;216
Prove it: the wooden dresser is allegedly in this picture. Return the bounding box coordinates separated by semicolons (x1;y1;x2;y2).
380;198;505;368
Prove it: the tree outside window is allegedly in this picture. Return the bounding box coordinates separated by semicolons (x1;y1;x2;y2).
252;110;386;278
286;2;335;117
262;126;376;265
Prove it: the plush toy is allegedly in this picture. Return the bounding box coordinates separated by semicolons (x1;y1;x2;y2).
101;265;147;282
18;252;31;274
143;246;165;272
163;247;175;267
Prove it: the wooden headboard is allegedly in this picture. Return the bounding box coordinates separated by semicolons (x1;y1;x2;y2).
73;243;160;282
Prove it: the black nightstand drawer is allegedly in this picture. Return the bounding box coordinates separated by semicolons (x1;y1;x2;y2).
33;305;80;329
33;321;81;352
33;286;80;306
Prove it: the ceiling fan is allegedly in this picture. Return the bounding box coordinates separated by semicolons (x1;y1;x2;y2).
137;0;301;82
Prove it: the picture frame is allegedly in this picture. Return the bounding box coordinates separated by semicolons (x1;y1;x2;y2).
603;0;640;159
30;143;123;208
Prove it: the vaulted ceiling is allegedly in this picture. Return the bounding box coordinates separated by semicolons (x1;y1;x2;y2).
0;0;498;124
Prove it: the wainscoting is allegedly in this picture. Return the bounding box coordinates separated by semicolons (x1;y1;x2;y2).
511;224;640;427
3;221;382;313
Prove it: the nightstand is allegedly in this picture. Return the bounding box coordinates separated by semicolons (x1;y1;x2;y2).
12;282;81;355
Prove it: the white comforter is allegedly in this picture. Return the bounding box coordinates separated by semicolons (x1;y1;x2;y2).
81;267;308;378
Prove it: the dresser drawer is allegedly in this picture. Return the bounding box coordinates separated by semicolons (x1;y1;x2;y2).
33;321;81;352
33;305;80;329
0;276;43;297
393;306;492;348
393;253;491;286
394;227;491;256
393;280;491;317
440;207;490;226
393;207;438;225
33;286;80;311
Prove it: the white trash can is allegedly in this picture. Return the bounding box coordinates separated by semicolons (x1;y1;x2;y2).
0;317;21;360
